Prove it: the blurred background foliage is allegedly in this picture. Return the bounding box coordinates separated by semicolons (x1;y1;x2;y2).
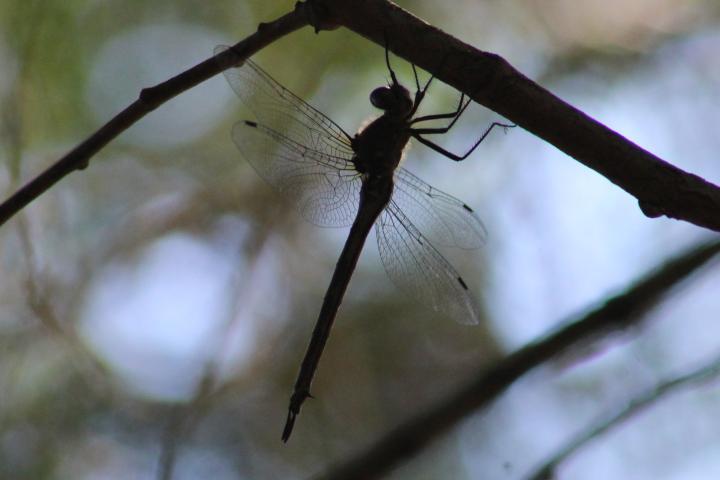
1;0;720;479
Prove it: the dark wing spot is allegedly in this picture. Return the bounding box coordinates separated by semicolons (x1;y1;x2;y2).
244;120;258;127
462;204;473;212
457;276;469;290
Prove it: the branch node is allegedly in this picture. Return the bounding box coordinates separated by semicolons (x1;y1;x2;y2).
138;87;161;111
303;0;340;33
638;199;664;218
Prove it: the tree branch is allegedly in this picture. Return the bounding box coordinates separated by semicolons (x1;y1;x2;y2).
2;0;719;233
314;239;720;480
526;352;720;480
0;3;310;227
312;0;720;232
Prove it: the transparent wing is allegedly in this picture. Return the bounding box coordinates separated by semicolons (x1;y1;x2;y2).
376;200;481;325
233;121;362;227
217;45;361;226
393;168;487;249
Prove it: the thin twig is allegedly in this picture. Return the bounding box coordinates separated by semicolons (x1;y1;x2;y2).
157;405;184;480
0;3;310;227
156;225;274;480
1;22;109;383
526;352;720;480
312;0;720;232
314;239;720;480
156;374;215;480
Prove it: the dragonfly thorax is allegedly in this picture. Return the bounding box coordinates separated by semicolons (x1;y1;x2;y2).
352;113;412;176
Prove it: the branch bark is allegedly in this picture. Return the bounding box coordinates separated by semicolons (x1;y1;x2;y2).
312;0;720;232
314;239;720;480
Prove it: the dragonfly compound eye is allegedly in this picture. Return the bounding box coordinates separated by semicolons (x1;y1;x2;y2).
371;85;413;116
370;86;394;110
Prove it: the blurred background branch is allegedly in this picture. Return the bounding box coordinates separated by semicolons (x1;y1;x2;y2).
526;350;720;480
315;239;720;480
0;3;309;228
155;222;276;480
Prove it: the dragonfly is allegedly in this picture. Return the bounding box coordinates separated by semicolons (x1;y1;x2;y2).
217;44;512;441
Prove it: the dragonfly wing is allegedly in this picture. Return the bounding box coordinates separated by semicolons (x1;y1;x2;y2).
233;121;361;227
217;45;360;227
393;168;487;249
376;200;481;325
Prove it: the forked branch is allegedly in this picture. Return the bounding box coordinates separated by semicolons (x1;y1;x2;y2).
1;0;719;233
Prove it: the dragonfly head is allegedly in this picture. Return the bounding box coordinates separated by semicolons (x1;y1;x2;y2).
370;83;413;117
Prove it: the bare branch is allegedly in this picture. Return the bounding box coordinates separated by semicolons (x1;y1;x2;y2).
313;0;720;232
0;3;310;227
526;353;720;480
314;239;720;480
2;0;719;234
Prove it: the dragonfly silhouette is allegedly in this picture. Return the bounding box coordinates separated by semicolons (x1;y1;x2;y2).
217;45;512;441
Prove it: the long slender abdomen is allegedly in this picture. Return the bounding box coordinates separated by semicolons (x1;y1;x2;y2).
282;175;394;441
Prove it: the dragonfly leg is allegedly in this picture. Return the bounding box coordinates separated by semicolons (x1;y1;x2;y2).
412;121;515;161
383;32;401;89
382;34;433;118
410;93;471;133
408;51;460;118
408;64;435;118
